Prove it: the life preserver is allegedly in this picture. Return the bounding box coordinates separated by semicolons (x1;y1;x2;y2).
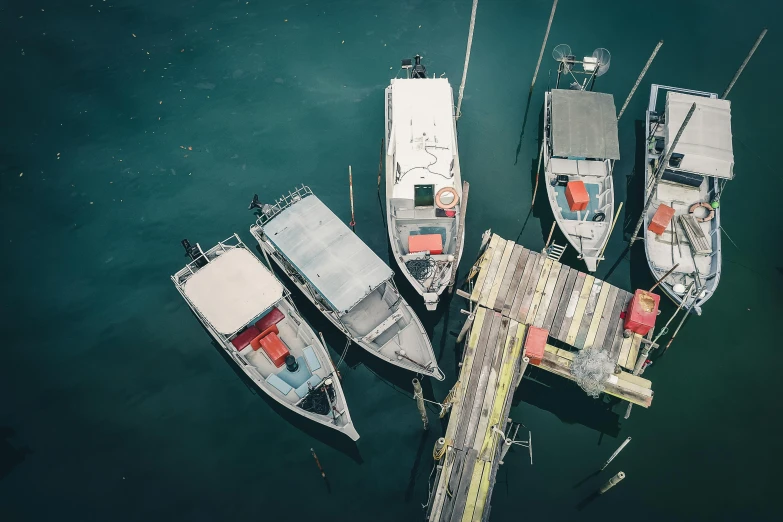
435;187;459;210
689;202;715;222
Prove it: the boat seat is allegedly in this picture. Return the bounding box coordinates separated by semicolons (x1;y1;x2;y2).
254;307;285;332
295;375;323;399
303;346;322;372
266;373;293;395
259;332;290;368
231;325;260;350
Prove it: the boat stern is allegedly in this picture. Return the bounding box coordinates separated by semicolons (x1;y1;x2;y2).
424;292;439;311
583;256;599;272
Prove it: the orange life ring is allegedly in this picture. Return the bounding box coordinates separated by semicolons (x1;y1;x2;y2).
689;202;715;223
435;187;459;210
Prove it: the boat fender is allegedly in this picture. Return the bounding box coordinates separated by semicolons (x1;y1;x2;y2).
592;212;606;222
689;202;715;222
435;187;459;210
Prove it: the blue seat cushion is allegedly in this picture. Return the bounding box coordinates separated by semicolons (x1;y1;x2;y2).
303;346;321;372
266;373;293;395
295;375;323;399
277;357;312;388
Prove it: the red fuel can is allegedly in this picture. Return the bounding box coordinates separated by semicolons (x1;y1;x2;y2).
623;289;660;336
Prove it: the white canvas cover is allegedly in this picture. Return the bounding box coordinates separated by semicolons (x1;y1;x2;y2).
183;247;284;335
263;194;394;314
550;89;620;160
665;92;734;179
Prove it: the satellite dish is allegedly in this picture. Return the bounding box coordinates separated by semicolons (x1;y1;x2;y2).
552;44;574;72
591;48;611;77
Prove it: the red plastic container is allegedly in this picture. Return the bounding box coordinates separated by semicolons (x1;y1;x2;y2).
623;290;660;336
408;234;443;255
258;332;290;367
648;204;675;235
523;326;548;366
565;181;589;211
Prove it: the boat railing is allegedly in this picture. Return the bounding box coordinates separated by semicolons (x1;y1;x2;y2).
256;185;313;226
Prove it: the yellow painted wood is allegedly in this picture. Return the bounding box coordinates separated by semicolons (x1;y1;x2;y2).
618;371;652;389
470;463;493;522
461;456;486;522
477;238;508;306
608;374;653;397
470;235;499;301
617;334;633;369
584;282;612;349
533;263;562;328
623;334;641;371
566;275;595;345
485;241;516;308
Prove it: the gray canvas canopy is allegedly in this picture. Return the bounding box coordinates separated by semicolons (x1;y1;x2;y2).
263;194;394;314
550;89;621;160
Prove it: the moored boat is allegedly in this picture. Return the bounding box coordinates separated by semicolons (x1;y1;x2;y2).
249;185;444;380
172;234;359;440
384;55;466;311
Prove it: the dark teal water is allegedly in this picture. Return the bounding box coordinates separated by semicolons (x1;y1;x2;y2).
2;1;781;520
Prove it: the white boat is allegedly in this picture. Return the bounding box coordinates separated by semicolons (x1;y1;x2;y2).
643;85;734;315
384;55;465;311
543;88;620;272
172;234;359;441
249;186;444;381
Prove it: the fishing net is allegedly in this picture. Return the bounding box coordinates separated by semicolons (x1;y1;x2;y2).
570;349;614;398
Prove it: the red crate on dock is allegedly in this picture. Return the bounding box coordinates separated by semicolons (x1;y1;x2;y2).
623;290;660;336
648;204;675;235
565;181;589;212
523;326;548;366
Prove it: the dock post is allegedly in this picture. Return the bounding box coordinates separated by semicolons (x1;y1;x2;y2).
600;437;631;470
599;472;625;494
529;0;559;95
617;40;663;121
455;0;479;120
348;165;356;231
433;437;447;460
629;102;696;247
722;28;767;99
413;378;429;430
456;312;475;343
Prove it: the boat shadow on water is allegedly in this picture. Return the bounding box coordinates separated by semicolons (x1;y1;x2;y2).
0;426;33;483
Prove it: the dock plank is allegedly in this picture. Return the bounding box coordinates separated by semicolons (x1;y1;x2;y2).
477;238;508;307
556;272;586;341
538;264;568;330
609;292;632;362
524;258;554;325
591;286;618;351
549;269;578;335
603;290;629;354
510;252;540;320
459;457;486;522
470;235;499;302
468;462;493;522
517;254;547;323
532;262;562;328
617;333;633;368
446;449;478;522
583;282;612;350
500;248;530;313
565;275;595;345
493;245;524;311
575;279;603;349
485;241;515;308
622;334;642;371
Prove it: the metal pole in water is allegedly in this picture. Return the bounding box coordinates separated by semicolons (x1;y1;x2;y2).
601;437;631;470
348;165;356;231
722;28;767;99
311;448;327;479
456;0;479;120
599;471;625;494
629;102;697;247
617;40;663;121
413;378;429;430
529;0;559;94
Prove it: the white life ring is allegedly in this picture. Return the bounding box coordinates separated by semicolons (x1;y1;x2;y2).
435;187;459;210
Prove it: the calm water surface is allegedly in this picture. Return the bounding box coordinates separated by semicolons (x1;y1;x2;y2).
1;0;781;520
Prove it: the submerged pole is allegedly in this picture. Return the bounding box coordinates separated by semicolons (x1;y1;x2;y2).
311;448;327;479
413;378;429;430
662;288;699;354
601;437;631;470
348;165;356;231
722;28;767;99
599;471;625;494
617;40;663;121
456;0;479;120
456;312;475;343
629;102;697;247
529;0;559;94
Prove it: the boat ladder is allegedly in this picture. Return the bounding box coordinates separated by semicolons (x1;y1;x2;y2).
544;242;567;262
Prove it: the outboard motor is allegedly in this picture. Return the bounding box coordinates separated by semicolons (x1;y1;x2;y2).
285;355;299;373
181;239;208;268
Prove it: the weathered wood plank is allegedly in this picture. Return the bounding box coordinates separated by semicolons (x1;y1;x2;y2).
447;448;479;522
493;245;524;311
437;449;467;521
622;333;641;371
517;254;547;323
618;371;652;389
469;462;493;522
550;268;578;336
617;333;633;368
575;279;603;349
460;457;486;522
470;235;499;302
485;241;515;308
565;275;595;346
583;282;612;350
510;252;539;320
556;272;586;341
603;290;629;355
591;285;618;352
477;237;508;307
541;266;571;332
536;263;565;329
501;248;530;313
609;292;632;362
524;258;554;325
